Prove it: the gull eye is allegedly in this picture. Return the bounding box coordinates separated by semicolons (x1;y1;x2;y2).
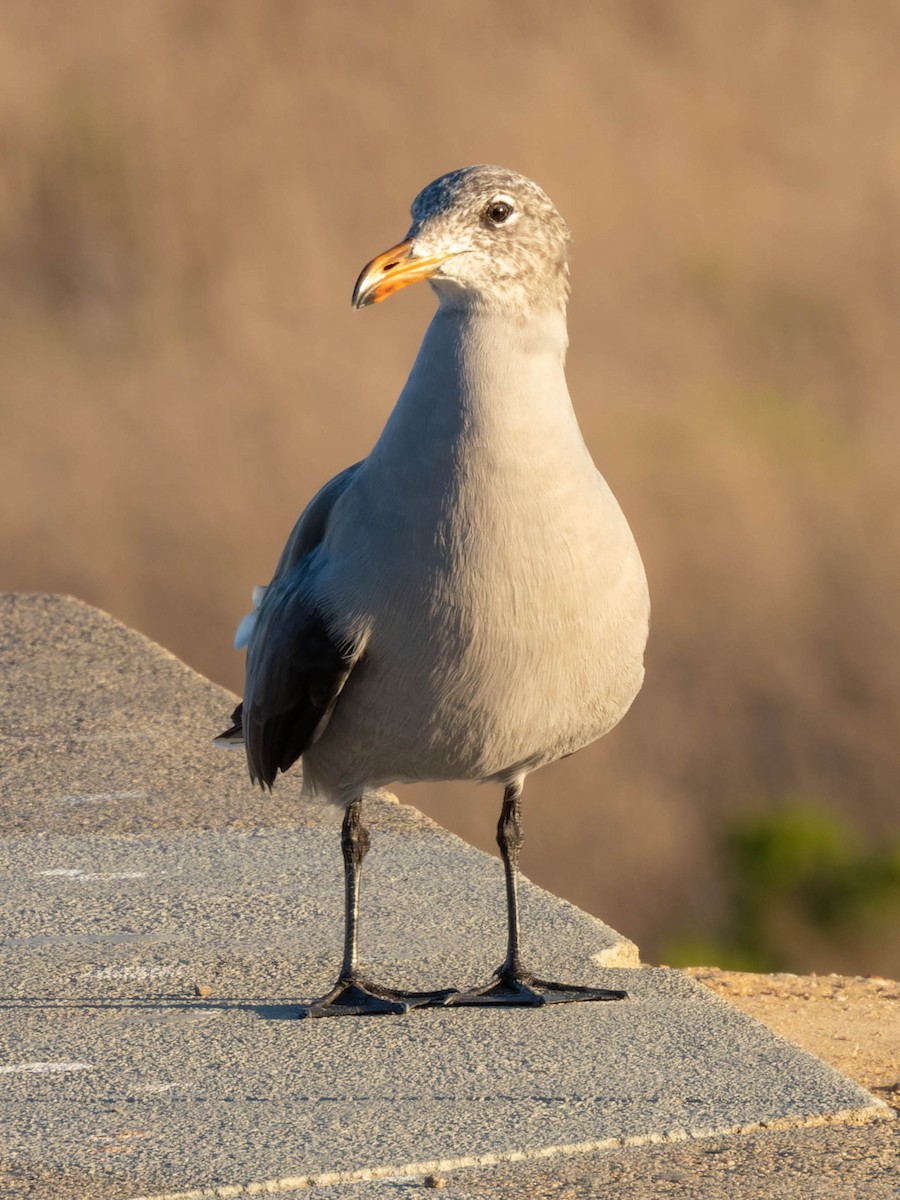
484;199;514;226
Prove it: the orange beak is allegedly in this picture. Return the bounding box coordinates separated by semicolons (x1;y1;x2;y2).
352;238;453;309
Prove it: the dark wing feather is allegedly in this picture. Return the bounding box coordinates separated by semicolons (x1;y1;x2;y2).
270;462;364;581
242;575;361;789
229;460;367;790
212;701;244;747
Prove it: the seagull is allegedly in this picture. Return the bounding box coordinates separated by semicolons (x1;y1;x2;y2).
218;166;650;1017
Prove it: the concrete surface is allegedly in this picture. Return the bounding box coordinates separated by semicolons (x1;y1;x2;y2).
0;594;890;1198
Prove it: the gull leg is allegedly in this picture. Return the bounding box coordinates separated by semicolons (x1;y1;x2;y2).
298;798;453;1017
445;781;628;1007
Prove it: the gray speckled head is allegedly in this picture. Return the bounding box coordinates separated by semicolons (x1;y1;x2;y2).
406;165;572;314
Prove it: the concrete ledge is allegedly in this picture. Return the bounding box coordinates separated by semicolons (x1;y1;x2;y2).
0;594;891;1199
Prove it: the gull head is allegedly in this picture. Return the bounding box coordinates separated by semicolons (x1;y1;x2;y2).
352;165;572;315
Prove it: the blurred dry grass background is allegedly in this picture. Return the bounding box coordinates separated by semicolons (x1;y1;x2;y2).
2;0;899;973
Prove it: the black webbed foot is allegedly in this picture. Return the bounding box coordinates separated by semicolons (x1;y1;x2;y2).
444;966;627;1008
297;976;456;1018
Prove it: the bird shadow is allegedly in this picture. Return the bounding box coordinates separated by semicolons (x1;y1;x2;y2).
0;994;311;1022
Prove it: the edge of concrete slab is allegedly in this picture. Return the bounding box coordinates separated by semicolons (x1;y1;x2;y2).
126;1100;892;1200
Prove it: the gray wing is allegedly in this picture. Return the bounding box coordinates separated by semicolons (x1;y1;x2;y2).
224;461;366;790
268;460;365;588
